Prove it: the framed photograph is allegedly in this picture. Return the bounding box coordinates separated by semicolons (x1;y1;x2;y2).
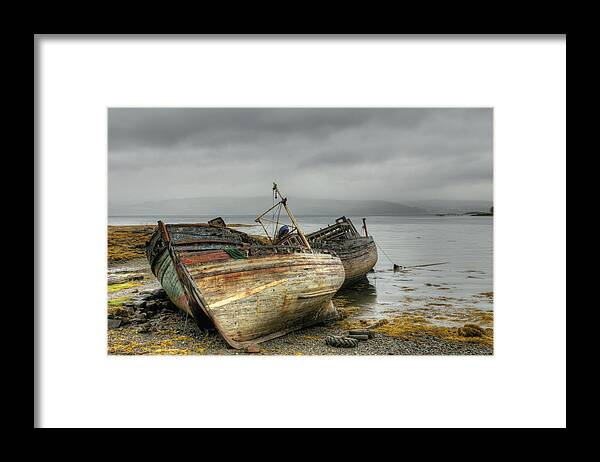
107;107;494;356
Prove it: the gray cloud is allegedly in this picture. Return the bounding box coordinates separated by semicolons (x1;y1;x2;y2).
108;108;492;207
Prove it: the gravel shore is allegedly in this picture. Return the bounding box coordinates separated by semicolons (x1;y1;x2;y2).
109;308;492;356
107;230;493;356
107;263;492;356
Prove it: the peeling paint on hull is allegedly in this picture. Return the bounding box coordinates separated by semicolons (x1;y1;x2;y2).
334;237;379;288
310;237;378;288
146;222;345;349
306;222;379;288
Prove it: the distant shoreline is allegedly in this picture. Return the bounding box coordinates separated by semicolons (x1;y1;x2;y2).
436;212;493;217
108;214;493;227
108;213;493;218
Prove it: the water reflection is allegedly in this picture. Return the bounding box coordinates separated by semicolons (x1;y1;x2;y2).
334;280;378;308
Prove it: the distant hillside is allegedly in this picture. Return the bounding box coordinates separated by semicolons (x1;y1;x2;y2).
402;199;493;214
109;196;429;216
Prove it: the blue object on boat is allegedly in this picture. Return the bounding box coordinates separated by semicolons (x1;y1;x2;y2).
277;225;290;239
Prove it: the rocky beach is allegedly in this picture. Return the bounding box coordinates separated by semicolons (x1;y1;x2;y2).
107;225;493;356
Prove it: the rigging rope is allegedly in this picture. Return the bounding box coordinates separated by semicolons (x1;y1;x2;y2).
404;262;449;268
374;240;398;267
271;187;276;239
374;241;448;270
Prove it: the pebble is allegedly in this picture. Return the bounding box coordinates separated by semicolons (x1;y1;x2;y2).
108;319;122;329
137;324;153;333
246;344;261;353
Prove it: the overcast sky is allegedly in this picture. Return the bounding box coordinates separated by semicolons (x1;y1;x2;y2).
108;108;492;206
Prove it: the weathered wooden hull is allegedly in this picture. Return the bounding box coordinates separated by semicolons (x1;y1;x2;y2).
305;217;379;288
314;237;378;288
146;223;345;349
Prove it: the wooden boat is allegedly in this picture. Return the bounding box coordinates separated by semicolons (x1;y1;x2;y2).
145;195;345;349
304;216;378;288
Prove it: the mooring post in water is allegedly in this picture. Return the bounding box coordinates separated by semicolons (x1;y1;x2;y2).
362;218;369;237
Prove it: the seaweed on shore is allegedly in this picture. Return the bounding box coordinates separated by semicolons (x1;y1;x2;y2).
457;324;485;337
108;295;132;307
107;225;155;263
107;281;142;293
108;325;207;355
340;310;493;347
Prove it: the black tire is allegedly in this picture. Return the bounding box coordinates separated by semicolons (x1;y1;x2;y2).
325;335;359;348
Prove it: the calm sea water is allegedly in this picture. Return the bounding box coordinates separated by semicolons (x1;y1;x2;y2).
109;215;493;323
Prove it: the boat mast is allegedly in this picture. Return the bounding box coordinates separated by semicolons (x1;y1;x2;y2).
272;183;312;250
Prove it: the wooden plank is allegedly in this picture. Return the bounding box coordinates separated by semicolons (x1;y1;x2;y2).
208;278;289;308
171;238;244;246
